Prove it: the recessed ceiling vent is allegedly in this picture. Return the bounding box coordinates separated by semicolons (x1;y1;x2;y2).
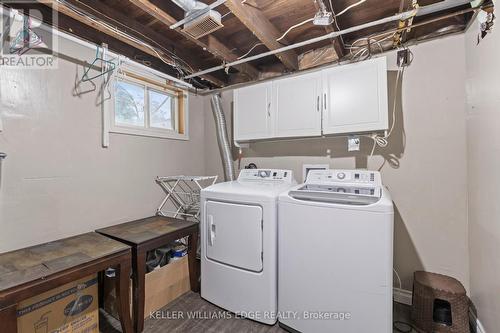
182;10;223;39
171;0;224;39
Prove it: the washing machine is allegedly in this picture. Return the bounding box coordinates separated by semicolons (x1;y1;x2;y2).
201;169;295;325
278;169;394;333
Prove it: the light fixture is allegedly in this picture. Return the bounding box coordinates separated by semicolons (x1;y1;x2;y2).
313;1;334;26
314;9;334;26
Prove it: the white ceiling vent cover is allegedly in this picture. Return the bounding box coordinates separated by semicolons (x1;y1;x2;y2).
182;10;224;39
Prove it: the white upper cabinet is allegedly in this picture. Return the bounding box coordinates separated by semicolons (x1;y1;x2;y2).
322;57;388;135
272;71;322;138
232;57;388;142
234;81;273;141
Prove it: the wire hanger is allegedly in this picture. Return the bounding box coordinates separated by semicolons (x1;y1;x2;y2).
81;45;116;82
9;16;43;55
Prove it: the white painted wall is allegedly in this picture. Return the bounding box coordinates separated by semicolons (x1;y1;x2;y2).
0;25;478;325
0;36;206;252
205;35;470;292
465;13;500;332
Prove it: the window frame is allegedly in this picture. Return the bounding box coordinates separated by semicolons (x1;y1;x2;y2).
110;71;189;141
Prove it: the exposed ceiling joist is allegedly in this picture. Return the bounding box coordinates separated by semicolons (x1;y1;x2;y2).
224;0;299;71
127;0;260;80
37;0;225;87
298;44;338;70
199;34;261;79
312;0;345;58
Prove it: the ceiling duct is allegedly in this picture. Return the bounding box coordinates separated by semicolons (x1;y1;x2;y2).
171;0;224;39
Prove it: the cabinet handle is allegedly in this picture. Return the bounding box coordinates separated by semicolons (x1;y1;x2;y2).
317;96;320;111
267;102;271;117
324;93;327;110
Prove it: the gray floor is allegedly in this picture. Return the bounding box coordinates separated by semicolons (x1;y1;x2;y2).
100;291;414;333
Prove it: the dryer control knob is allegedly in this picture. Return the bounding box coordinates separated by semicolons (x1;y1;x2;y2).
337;172;346;180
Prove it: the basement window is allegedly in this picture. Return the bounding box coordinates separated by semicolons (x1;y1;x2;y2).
110;72;188;140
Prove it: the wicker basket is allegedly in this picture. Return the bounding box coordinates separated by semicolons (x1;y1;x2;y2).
411;271;469;333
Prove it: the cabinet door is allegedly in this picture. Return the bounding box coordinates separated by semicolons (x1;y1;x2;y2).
322;57;388;135
273;72;322;138
234;81;273;141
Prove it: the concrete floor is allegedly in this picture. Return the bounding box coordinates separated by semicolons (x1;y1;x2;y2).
100;291;416;333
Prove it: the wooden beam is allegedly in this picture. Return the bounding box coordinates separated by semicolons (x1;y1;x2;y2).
37;0;225;87
313;0;345;58
10;3;183;80
224;0;298;70
127;0;260;80
298;44;339;70
199;35;259;78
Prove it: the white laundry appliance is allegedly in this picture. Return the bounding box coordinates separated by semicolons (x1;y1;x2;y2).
200;169;295;325
278;169;394;333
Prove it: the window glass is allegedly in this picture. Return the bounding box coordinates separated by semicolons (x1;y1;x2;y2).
149;89;174;130
114;80;145;127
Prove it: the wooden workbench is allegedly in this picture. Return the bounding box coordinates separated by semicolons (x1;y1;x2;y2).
96;216;199;333
0;232;133;333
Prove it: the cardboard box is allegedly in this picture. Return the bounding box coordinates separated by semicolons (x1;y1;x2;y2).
17;275;99;333
103;256;190;320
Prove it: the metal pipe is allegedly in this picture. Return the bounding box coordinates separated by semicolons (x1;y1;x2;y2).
210;94;235;181
185;0;475;80
194;5;481;95
363;7;479;42
185;10;416;79
171;0;199;12
416;0;472;16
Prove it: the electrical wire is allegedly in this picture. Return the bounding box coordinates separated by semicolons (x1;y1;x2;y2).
306;46;331;67
393;268;403;289
55;0;199;82
276;18;315;42
365;65;405;156
221;11;232;19
328;0;346;47
336;0;367;17
392;267;415;332
237;42;264;59
277;0;366;44
347;31;395;60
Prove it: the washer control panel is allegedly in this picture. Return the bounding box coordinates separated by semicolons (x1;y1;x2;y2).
306;169;381;187
238;169;294;183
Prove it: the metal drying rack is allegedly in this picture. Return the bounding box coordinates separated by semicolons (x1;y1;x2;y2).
156;175;218;221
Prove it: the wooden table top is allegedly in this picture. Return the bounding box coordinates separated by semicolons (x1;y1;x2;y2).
0;232;130;292
96;216;198;246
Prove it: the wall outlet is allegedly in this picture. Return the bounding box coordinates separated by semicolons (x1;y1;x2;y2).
348;136;360;152
393;288;413;306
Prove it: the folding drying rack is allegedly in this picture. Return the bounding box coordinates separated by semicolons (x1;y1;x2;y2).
156;175;218;221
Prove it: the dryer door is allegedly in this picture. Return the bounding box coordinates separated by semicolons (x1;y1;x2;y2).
205;200;263;272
